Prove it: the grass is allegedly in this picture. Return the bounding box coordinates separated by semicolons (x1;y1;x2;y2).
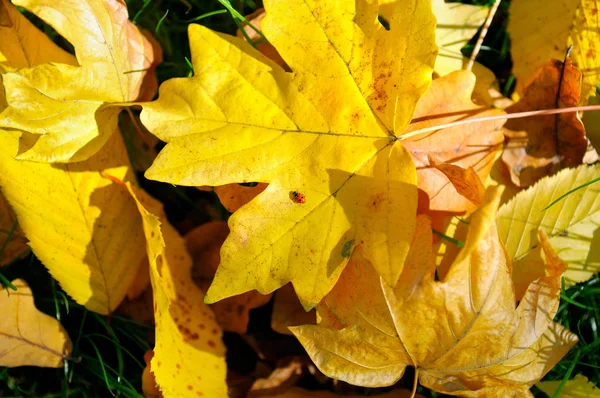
0;0;598;397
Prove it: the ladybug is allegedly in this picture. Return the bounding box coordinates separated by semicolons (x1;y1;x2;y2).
291;191;306;204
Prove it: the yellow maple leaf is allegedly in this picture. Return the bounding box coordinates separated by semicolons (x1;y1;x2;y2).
127;183;228;398
0;279;72;368
509;0;600;100
0;131;146;314
0;0;157;163
497;163;600;299
292;187;578;396
140;0;437;309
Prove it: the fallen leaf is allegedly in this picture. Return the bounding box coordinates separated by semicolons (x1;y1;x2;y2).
118;285;154;325
185;221;272;334
0;279;72;368
537;374;600;397
141;0;438;308
214;183;268;213
0;131;146;314
292;187;578;396
0;191;29;267
0;0;76;69
497;163;600;299
142;350;162;398
403;70;505;212
502;58;587;187
428;155;485;208
270;388;424;398
381;0;488;76
127;184;228;398
509;0;600;100
249;356;305;397
271;284;315;336
0;0;157;162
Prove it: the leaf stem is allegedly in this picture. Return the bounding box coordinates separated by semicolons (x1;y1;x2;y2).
411;368;419;398
399;105;600;142
466;0;501;71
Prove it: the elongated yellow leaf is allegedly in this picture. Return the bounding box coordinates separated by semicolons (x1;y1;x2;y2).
141;0;437;309
509;0;600;100
0;279;72;368
127;184;227;398
497;164;600;299
0;0;156;162
0;131;146;314
537;374;600;397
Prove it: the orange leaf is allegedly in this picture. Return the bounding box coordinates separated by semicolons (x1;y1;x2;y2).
502;57;587;187
403;70;505;212
185;221;271;334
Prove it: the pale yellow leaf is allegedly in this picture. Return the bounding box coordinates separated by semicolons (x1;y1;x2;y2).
537;374;600;397
497;164;600;299
0;279;72;368
0;0;156;162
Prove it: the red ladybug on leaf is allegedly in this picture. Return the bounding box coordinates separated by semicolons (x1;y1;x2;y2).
291;191;306;204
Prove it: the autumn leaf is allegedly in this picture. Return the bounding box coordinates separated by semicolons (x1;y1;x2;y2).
509;0;600;100
0;0;157;162
141;0;438;308
0;191;29;267
292;187;578;396
127;184;228;398
271;284;315;336
502;57;588;187
213;183;268;213
270;388;424;398
537;374;600;397
0;0;76;69
0;131;146;314
497;163;600;299
403;70;505;212
185;221;271;334
0;279;72;368
380;0;488;76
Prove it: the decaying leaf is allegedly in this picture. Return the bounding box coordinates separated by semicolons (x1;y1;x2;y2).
502;58;587;187
127;184;228;398
497;163;600;299
0;191;29;267
537;374;600;397
428;155;485;208
249;356;305;397
0;279;72;368
509;0;600;100
141;0;438;308
271;284;315;336
0;131;146;314
185;221;271;334
403;70;505;212
293;187;577;396
0;0;157;162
